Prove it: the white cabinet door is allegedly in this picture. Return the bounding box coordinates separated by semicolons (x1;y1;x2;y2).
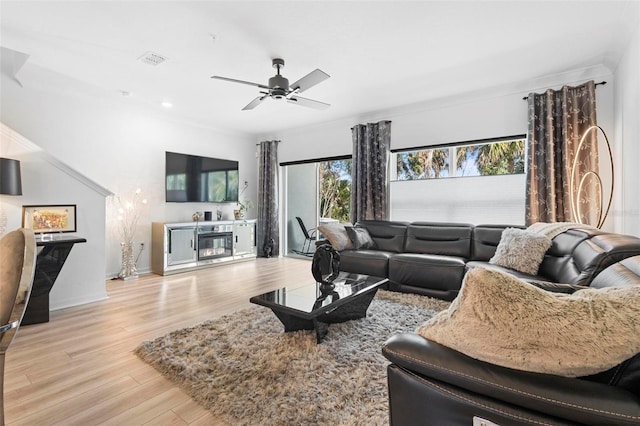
234;222;256;258
167;227;197;265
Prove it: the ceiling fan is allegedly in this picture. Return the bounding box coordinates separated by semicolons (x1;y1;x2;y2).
211;58;330;111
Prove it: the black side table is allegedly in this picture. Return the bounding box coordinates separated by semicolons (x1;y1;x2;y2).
22;236;87;325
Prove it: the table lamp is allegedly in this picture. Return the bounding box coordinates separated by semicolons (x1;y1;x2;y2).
0;157;23;235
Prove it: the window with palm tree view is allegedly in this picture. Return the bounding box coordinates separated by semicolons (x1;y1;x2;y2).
319;159;352;223
394;137;525;180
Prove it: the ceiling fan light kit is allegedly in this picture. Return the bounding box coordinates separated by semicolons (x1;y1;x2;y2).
211;58;330;110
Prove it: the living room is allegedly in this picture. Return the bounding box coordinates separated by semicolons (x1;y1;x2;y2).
1;1;639;424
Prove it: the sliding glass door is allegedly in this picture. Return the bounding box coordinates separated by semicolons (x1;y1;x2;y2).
284;157;351;258
285;163;319;257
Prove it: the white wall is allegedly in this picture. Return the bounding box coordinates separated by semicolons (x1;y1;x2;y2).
614;18;640;236
0;126;110;310
1;65;257;284
273;65;619;229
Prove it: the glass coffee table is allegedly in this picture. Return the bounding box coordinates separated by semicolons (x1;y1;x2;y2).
250;272;388;343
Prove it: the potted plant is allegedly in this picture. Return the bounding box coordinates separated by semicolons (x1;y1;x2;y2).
234;199;253;219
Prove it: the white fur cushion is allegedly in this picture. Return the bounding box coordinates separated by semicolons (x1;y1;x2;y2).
318;223;353;251
417;267;640;377
489;228;552;275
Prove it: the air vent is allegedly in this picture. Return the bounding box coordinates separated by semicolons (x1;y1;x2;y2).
138;51;168;66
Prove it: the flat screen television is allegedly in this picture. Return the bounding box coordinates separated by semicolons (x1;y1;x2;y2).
165;151;239;203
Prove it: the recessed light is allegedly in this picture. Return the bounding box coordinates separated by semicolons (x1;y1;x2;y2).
161;101;173;108
119;90;132;97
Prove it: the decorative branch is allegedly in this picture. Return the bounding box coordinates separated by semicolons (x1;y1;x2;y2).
116;188;147;243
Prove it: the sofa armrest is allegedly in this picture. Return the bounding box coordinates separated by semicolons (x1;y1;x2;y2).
382;333;640;426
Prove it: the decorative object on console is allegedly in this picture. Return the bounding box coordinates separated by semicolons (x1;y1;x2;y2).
311;244;341;291
234;200;252;219
418;267;640;377
234;180;252;219
22;205;77;235
116;188;147;280
570;125;614;229
0;157;22;235
489;227;552;275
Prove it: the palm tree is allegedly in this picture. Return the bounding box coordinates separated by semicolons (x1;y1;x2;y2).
319;160;351;222
397;149;449;179
476;140;525;175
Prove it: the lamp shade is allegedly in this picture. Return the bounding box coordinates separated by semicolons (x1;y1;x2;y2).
0;157;23;195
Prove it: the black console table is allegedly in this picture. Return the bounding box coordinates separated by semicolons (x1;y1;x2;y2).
22;236;87;325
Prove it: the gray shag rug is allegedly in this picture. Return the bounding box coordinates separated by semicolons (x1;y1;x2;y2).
135;290;450;425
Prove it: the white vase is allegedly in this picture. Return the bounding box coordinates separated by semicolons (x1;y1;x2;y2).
118;241;138;280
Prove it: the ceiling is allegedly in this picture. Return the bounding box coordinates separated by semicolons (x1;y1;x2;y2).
1;1;638;136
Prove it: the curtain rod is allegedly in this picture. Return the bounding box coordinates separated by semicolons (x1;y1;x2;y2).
522;81;607;100
255;140;281;146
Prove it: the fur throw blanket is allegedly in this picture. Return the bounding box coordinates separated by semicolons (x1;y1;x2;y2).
417;267;640;377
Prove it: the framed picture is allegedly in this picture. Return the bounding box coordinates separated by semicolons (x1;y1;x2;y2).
22;205;77;233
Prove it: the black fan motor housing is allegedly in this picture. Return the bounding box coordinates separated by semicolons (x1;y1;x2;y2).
269;75;289;97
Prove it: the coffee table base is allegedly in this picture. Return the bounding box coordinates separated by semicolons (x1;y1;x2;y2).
269;288;379;343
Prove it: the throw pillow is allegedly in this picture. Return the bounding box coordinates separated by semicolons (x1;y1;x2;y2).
346;226;377;250
489;228;552;275
317;223;354;251
417;267;640;377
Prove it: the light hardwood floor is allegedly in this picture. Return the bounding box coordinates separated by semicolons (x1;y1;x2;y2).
4;256;313;425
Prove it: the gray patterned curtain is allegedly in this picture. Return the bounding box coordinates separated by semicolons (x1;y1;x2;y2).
257;140;279;257
525;81;599;225
351;121;391;222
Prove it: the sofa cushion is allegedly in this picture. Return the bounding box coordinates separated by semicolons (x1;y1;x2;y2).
389;254;466;295
466;260;548;283
471;224;522;261
355;220;408;252
417;267;640;377
489;228;552;275
404;222;473;258
338;249;392;278
346;226;377;250
317;222;353;251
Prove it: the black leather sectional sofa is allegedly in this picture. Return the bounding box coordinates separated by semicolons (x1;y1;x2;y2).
382;255;640;426
336;220;640;301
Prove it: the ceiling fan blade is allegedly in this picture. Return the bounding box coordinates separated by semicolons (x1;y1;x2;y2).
289;69;330;93
242;95;268;110
287;95;330;110
211;75;269;90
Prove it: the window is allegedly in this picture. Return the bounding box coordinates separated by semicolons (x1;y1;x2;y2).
393;136;525;181
319;159;351;222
